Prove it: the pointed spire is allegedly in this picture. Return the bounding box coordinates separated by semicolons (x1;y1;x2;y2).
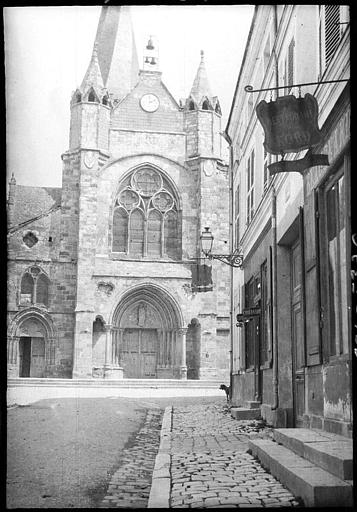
80;41;104;95
190;50;213;102
94;5;139;100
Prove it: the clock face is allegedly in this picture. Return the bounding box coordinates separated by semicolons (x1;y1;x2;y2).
140;93;159;112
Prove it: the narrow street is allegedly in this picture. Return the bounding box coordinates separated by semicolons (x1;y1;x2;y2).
7;396;302;508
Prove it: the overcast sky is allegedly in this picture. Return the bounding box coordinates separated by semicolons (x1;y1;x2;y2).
5;5;254;188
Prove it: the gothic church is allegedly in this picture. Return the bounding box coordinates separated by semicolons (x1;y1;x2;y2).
7;6;230;380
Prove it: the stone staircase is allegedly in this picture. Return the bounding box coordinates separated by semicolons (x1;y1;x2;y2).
231;400;261;420
249;427;353;507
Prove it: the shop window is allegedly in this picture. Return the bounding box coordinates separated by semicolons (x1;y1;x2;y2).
244;278;256;369
20;267;49;307
260;260;270;365
323;168;349;356
112;167;181;259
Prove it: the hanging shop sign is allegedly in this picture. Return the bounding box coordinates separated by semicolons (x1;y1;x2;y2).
236;307;261;323
191;263;213;293
256;93;322;155
255;93;329;174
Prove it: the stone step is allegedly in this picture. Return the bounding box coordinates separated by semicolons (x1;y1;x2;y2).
231;407;261;420
249;438;353;507
245;400;261;409
273;428;353;481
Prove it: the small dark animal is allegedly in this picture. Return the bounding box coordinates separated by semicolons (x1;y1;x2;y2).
220;384;231;402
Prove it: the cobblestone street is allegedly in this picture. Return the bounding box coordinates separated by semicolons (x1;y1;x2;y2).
100;408;162;508
169;403;301;508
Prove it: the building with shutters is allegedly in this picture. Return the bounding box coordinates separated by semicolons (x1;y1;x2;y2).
225;5;351;435
7;5;231;381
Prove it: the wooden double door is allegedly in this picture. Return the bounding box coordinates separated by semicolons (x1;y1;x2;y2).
121;328;157;378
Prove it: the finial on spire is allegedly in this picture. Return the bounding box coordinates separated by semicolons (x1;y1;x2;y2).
200;50;204;62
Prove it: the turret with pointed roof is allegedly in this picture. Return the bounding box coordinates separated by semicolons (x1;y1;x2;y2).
186;51;221;113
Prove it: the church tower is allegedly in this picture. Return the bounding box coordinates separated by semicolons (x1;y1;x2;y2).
60;6;230;381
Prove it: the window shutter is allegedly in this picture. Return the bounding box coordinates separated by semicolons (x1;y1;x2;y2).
304;191;322;365
325;5;341;67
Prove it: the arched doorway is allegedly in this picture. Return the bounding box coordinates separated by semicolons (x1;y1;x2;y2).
112;285;183;379
8;309;56;378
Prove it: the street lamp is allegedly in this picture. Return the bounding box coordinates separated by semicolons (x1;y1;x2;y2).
200;227;243;268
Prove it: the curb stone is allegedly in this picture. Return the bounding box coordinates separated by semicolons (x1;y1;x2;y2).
148;406;172;508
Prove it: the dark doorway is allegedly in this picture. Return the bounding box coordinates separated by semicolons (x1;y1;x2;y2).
19;337;31;377
186;319;201;379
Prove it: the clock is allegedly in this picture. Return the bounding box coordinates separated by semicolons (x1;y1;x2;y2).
140;93;160;112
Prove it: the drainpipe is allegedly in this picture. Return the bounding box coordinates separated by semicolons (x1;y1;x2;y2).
271;187;279;410
222;131;234;395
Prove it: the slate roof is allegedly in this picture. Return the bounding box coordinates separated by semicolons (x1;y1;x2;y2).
10;185;62;228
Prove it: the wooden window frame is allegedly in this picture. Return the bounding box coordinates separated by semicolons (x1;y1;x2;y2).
246;150;255;226
319;156;350;360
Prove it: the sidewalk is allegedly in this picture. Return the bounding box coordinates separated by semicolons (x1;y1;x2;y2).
149;402;302;508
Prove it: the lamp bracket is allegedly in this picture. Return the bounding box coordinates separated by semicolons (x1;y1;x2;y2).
206;248;243;268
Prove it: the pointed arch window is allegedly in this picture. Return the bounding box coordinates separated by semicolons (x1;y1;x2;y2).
20;267;49;307
188;101;196;111
88;89;97;102
111;167;181;260
202;100;210;110
75;92;82;103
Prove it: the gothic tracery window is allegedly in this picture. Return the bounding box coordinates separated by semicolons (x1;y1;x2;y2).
20;267;49;307
112;167;181;259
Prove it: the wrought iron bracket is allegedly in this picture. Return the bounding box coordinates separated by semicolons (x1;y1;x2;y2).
244;78;350;94
206;248;243;268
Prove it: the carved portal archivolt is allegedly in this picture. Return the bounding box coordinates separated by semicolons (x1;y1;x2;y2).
106;286;187;379
7;308;57;378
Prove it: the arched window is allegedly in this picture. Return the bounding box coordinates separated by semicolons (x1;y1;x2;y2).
112;167;181;259
20;273;34;305
102;95;109;106
36;274;49;306
147;210;161;256
188;101;196;111
202;100;210;110
20;267;49;307
88;89;96;102
76;92;82;103
129;209;145;256
113;208;128;252
164;210;178;259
